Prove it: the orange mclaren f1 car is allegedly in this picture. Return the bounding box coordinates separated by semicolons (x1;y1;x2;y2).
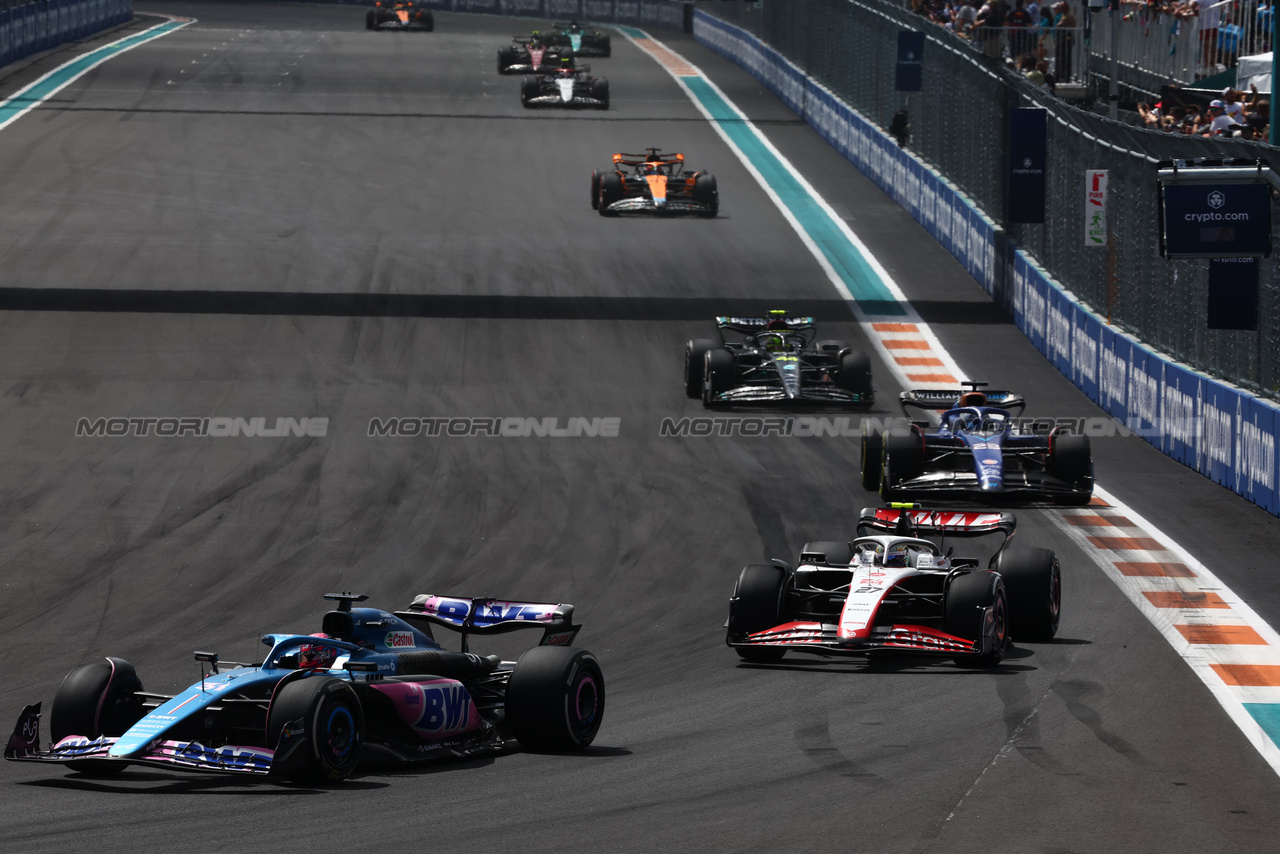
366;1;433;31
591;149;718;218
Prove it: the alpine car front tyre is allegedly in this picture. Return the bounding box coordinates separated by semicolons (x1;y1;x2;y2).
267;675;364;783
996;547;1061;641
506;646;605;751
50;657;144;776
729;564;787;662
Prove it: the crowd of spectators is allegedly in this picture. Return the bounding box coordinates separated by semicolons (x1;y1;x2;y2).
911;0;1081;84
1138;85;1271;137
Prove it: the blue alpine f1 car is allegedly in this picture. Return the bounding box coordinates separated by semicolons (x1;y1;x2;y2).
5;593;604;783
862;382;1093;504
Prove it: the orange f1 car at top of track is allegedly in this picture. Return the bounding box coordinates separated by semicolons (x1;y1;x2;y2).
366;1;434;31
590;149;718;218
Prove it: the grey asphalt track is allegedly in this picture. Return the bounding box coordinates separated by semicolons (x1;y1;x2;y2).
0;5;1278;853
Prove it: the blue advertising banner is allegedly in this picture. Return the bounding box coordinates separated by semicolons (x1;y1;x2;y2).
1198;379;1238;488
895;30;923;92
1235;396;1279;513
1161;183;1272;258
1071;302;1101;402
1160;360;1201;467
1097;323;1130;421
1007;108;1046;224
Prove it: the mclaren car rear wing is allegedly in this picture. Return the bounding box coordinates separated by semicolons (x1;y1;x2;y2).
396;595;580;653
899;388;1025;417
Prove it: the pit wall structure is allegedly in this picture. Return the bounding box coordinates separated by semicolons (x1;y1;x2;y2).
693;10;1280;516
0;0;132;69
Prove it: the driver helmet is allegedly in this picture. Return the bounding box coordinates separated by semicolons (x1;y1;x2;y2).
762;333;786;352
297;641;338;670
884;543;921;569
766;318;790;331
959;391;987;407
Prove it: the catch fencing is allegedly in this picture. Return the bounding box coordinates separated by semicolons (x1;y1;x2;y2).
0;0;132;69
695;2;1280;514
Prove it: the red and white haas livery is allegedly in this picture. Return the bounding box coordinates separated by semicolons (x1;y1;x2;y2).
726;505;1061;667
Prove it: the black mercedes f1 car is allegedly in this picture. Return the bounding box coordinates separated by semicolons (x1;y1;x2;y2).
686;312;874;406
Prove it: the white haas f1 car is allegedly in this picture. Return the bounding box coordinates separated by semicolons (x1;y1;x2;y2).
727;506;1061;668
520;62;608;109
6;593;604;783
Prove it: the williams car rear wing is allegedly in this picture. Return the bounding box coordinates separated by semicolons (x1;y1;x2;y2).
899;388;1025;417
396;595;580;652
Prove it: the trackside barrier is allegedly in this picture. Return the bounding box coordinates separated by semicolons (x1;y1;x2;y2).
695;10;1280;517
0;0;132;72
270;0;688;29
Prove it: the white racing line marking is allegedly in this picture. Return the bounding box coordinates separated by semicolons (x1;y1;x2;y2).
621;26;1280;777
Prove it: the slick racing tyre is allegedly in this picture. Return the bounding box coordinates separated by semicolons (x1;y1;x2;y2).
506;647;604;750
520;76;540;108
267;675;364;783
945;571;1008;668
729;564;787;662
836;350;873;396
1048;433;1092;504
498;47;517;73
421;10;434;31
693;173;718;218
996;547;1061;641
703;348;736;406
591;77;609;109
591;170;601;210
684;338;717;398
880;430;922;501
598;171;623;215
861;422;884;492
366;9;377;29
800;541;854;566
50;657;144;776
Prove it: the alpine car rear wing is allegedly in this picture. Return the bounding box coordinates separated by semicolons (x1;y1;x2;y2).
396;595;580;652
899;388;1025;417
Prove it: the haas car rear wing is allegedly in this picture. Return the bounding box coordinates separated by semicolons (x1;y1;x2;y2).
856;505;1016;540
396;595;580;652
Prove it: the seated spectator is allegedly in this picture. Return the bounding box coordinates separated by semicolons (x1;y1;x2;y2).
1137;102;1161;127
1035;58;1056;94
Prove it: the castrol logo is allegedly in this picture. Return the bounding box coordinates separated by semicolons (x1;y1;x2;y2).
385;631;416;649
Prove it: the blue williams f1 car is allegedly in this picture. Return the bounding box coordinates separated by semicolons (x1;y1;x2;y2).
861;382;1093;504
5;593;604;783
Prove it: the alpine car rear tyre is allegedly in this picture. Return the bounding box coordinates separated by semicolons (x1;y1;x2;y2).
996;547;1061;641
50;657;144;776
267;675;364;783
598;171;622;216
800;541;854;566
693;173;718;218
730;564;787;662
861;424;884;491
703;348;735;405
505;647;604;751
945;572;1007;668
836;350;873;396
591;77;609;109
685;338;717;398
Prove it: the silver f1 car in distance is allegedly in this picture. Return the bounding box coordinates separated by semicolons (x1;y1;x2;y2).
521;63;608;109
862;382;1093;504
726;505;1062;667
686;312;874;407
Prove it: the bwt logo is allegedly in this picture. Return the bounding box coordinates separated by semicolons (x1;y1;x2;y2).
1208;190;1226;209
